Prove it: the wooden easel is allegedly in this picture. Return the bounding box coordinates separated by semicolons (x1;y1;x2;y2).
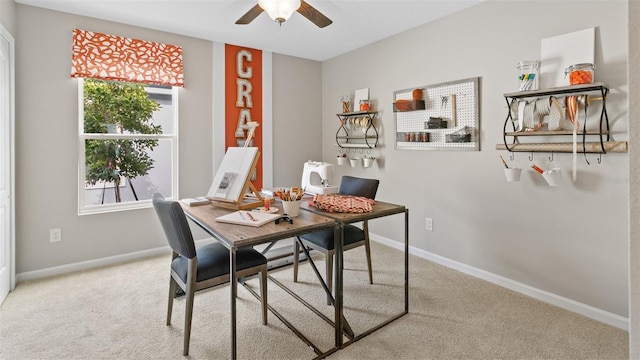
209;122;264;210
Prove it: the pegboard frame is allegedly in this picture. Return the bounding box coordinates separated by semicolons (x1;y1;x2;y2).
394;77;480;151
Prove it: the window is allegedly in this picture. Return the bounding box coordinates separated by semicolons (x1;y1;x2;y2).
71;29;183;214
78;78;178;215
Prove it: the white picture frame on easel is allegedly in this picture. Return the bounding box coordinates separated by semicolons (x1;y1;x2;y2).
207;147;259;203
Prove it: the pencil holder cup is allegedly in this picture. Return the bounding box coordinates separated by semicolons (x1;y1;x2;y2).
282;200;301;217
363;157;376;168
337;156;348;166
542;169;562;187
504;168;522;182
349;157;360;167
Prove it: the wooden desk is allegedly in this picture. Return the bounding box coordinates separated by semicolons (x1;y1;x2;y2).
182;199;408;358
181;202;336;359
299;200;409;348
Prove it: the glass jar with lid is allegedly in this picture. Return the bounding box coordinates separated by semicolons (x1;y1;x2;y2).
340;95;351;113
359;99;371;111
565;63;594;85
516;60;539;91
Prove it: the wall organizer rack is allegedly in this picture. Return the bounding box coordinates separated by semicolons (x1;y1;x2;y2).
394;77;480;151
496;82;628;159
335;110;379;148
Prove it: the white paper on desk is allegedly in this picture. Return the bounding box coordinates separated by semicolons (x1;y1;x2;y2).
181;197;210;207
215;210;280;227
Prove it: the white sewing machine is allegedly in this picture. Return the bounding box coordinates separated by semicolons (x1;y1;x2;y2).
301;161;339;195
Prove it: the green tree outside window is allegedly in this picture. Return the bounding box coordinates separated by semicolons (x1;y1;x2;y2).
83;79;162;203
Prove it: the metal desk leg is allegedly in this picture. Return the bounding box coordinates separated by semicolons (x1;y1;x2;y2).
293;235;354;338
335;223;344;348
405;209;409;313
230;248;237;360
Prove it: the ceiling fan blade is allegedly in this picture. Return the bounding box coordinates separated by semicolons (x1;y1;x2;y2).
235;4;264;25
297;1;333;28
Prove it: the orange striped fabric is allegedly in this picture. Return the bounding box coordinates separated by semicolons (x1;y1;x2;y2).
309;194;375;213
71;29;184;87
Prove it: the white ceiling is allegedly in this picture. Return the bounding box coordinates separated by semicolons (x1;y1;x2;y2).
16;0;484;61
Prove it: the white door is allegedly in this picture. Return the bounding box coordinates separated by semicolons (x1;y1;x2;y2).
0;24;15;305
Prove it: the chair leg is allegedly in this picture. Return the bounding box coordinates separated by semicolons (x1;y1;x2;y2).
293;238;300;282
260;268;268;325
364;222;373;284
326;252;333;305
183;289;195;356
167;276;177;325
182;259;197;356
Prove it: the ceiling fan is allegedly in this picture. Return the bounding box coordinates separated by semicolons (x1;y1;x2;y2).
236;0;333;28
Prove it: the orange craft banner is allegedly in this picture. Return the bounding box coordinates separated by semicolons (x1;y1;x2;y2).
71;28;184;87
225;44;263;190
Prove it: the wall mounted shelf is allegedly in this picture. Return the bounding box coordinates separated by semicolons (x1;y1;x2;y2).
335;110;379;149
496;82;628;154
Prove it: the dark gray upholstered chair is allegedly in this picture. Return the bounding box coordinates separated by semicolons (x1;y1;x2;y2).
292;176;379;304
152;193;268;356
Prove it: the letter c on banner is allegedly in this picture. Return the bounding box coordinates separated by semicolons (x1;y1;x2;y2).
236;50;252;78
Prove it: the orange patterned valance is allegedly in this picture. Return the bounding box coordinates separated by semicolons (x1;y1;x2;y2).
71;29;184;87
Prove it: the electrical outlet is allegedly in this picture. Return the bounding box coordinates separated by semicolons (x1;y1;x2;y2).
425;217;433;231
50;228;62;243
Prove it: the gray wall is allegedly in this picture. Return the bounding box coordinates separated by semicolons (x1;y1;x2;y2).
0;0;15;35
272;53;323;187
322;1;629;317
14;5;214;271
13;4;322;273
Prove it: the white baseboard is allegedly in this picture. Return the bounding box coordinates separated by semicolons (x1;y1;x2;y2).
15;233;630;331
16;246;172;282
15;237;233;283
14;237;288;283
370;233;629;331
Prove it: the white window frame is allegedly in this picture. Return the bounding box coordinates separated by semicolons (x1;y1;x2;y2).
77;79;179;215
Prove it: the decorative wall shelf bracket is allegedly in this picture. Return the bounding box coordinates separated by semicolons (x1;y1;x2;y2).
497;82;628;156
335;110;379;149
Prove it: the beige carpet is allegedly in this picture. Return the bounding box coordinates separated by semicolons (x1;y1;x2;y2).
0;241;628;359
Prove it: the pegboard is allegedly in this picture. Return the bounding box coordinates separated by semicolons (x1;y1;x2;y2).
394;77;480;151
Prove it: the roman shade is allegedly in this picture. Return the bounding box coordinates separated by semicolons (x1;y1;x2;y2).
71;28;184;87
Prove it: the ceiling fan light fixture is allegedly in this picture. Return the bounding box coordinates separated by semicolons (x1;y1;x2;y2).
258;0;301;25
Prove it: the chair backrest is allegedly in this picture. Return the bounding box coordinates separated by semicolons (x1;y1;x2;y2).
152;193;197;259
339;176;379;200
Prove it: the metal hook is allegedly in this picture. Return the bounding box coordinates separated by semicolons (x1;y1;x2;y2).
549;152;554;162
529;152;534;161
510;152;515;161
584;152;591;165
597;153;602;164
